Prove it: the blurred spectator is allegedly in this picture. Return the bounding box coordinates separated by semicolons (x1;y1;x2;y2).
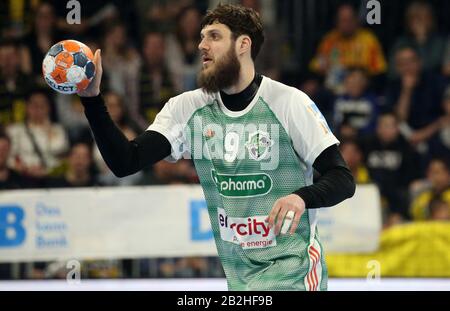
409;85;450;159
333;67;380;137
55;94;91;145
101;21;141;101
410;158;450;221
93;91;143;186
132;31;177;129
339;139;370;184
135;0;195;35
362;113;419;223
21;1;62;85
337;118;358;141
6;90;69;178
104;91;139;140
385;46;445;133
134;27;200;184
46;142;99;188
165;5;202;92
388;1;446;78
0;132;35;189
309;4;386;94
0;39;34;125
240;0;281;80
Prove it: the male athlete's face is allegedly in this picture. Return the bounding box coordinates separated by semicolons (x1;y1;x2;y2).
197;23;241;92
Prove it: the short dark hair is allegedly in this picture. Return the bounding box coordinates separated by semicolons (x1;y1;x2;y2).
201;4;264;60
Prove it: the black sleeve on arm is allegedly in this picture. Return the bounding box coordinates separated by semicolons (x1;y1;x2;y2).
293;144;356;209
80;95;172;177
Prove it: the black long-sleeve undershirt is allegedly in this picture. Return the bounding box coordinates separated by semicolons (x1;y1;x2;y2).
81;94;354;208
294;144;355;208
81;95;171;177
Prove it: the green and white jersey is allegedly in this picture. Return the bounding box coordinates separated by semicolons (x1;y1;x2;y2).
148;76;339;291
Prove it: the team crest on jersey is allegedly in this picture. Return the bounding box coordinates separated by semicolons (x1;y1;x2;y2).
245;130;274;161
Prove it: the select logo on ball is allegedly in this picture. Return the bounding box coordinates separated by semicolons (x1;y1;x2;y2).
45;76;76;94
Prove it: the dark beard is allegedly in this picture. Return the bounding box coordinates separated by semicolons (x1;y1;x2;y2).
197;46;241;93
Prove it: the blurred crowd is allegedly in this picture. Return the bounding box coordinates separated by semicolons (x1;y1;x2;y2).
0;0;449;279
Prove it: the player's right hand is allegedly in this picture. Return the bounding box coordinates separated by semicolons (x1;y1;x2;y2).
78;49;102;97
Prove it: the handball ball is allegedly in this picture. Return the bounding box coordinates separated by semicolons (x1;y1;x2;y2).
42;40;95;94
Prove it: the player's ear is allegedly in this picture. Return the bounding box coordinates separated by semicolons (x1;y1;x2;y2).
237;35;252;56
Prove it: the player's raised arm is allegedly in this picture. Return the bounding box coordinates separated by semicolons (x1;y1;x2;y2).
78;49;172;177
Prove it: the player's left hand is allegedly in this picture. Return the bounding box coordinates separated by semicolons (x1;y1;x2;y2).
265;194;306;235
